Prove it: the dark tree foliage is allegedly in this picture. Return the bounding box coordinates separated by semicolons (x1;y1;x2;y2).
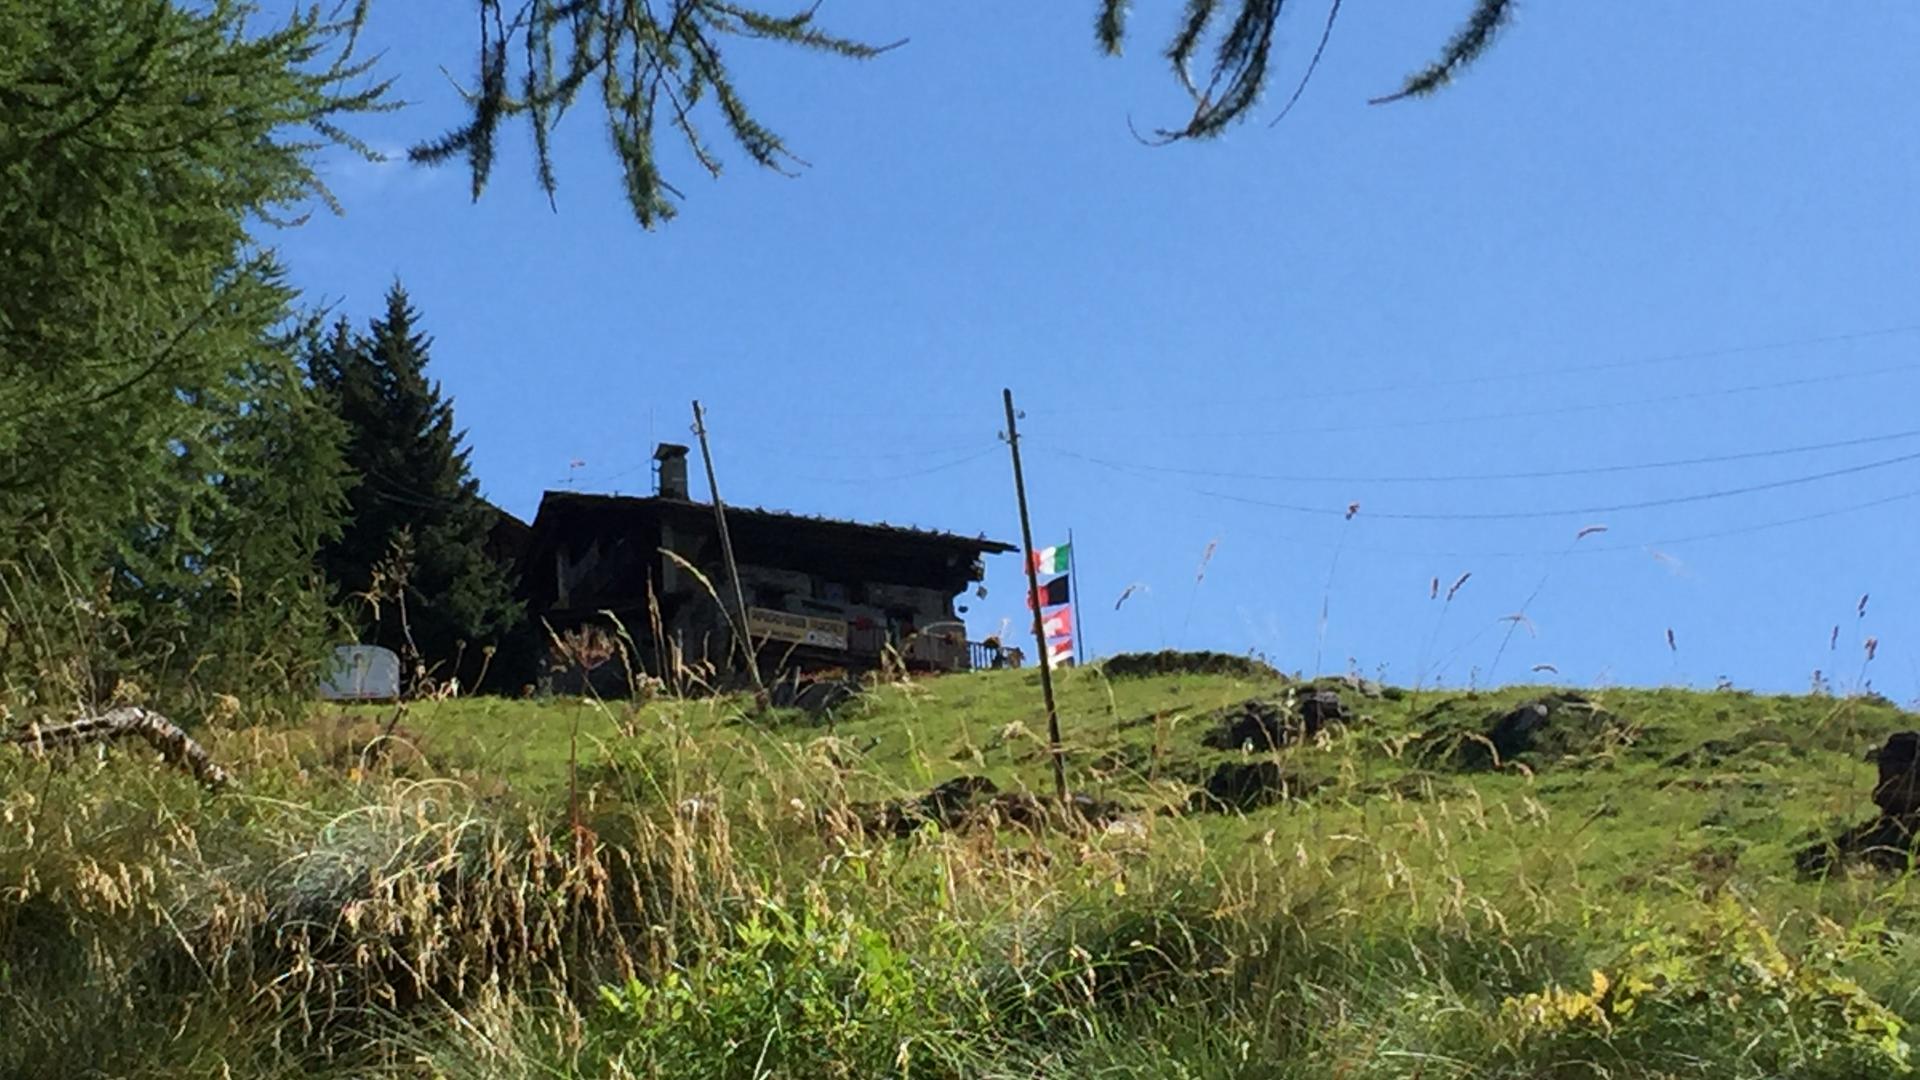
429;0;1513;225
313;285;522;686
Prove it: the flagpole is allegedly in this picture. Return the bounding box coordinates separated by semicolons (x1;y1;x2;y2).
1069;527;1085;665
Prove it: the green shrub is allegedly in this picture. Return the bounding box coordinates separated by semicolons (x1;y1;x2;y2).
589;894;990;1078
1496;899;1911;1077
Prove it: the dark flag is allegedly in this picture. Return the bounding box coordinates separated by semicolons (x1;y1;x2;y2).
1027;575;1069;610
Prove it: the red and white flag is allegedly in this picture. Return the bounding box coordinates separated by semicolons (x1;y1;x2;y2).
1041;605;1073;641
1045;636;1074;669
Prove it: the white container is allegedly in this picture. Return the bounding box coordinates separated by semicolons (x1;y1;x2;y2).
318;644;401;701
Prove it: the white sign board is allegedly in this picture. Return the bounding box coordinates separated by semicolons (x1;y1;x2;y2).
746;607;849;651
319;644;401;701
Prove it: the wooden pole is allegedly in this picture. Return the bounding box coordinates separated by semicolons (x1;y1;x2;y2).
691;401;762;691
1004;388;1067;803
1069;526;1086;666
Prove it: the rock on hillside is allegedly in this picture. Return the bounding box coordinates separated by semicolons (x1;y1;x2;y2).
1417;692;1633;770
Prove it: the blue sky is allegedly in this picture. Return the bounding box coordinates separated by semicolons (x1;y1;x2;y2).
275;2;1920;696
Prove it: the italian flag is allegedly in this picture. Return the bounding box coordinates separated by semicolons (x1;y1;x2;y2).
1030;543;1070;575
1041;605;1073;641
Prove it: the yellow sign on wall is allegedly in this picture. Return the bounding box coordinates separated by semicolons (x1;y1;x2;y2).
745;607;849;651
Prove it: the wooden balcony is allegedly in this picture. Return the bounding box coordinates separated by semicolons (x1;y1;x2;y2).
840;624;1011;673
970;640;1020;670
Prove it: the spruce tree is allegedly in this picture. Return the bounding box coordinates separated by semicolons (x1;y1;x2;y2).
316;284;520;685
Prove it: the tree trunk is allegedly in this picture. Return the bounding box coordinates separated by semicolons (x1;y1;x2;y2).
7;706;233;791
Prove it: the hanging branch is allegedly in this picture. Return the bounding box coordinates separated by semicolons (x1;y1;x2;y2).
7;707;234;791
1150;0;1513;140
441;0;1519;224
1096;0;1132;56
1153;0;1283;141
1369;0;1515;104
419;0;902;228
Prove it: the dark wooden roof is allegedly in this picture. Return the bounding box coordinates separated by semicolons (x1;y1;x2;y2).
482;501;533;567
531;491;1017;556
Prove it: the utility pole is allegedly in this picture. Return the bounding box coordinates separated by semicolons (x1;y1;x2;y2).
1003;388;1067;803
691;401;762;692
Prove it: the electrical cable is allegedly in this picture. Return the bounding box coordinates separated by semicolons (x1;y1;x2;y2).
1027;322;1920;418
1040;425;1920;486
1126;360;1920;441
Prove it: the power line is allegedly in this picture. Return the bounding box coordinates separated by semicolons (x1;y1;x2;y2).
1218;448;1920;522
590;441;1003;489
1048;444;1920;522
1042;426;1920;486
586;437;998;486
552;323;1920;449
359;463;477;513
1026;322;1920;418
719;437;1006;462
1126;360;1920;441
798;445;1001;485
1059;450;1920;561
1623;487;1920;551
599;324;1920;432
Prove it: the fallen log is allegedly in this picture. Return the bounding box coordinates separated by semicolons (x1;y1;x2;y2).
5;706;233;791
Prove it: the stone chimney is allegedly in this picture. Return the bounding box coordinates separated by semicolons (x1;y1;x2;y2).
653;443;691;500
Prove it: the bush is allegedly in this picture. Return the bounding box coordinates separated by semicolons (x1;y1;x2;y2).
1101;651;1281;681
1496;899;1911;1078
589;894;990;1078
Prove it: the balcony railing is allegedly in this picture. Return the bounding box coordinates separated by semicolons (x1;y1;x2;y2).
841;625;1012;672
847;624;888;658
970;640;1020;670
904;631;967;671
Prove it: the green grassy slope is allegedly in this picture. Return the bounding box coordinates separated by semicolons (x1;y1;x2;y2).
387;666;1909;879
7;663;1920;1077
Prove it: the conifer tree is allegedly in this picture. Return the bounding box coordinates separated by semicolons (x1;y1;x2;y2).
315;285;520;684
0;0;385;710
156;333;354;699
